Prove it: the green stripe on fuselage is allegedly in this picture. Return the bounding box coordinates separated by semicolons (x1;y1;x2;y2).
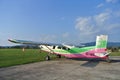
53;46;95;54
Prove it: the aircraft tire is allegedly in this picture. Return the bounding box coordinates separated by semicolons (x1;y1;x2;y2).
106;56;111;63
57;55;61;58
45;55;51;61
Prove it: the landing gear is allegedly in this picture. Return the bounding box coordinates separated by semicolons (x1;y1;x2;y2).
105;55;111;63
57;55;61;58
45;55;51;61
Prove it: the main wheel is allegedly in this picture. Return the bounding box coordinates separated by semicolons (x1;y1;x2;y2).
57;55;61;58
45;55;51;61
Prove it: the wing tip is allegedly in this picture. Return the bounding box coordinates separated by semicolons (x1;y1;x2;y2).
8;39;12;41
8;39;17;43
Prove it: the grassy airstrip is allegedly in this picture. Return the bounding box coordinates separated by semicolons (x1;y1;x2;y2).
0;49;56;68
0;49;120;68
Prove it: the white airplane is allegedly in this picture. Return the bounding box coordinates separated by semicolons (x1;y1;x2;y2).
8;35;111;62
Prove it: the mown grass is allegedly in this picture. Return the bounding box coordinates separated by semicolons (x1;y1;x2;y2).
0;49;56;68
0;49;120;68
109;52;120;56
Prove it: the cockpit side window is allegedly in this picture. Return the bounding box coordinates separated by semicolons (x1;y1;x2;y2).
57;46;61;49
53;46;56;49
62;46;67;50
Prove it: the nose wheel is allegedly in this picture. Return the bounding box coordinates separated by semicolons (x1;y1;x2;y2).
45;55;51;61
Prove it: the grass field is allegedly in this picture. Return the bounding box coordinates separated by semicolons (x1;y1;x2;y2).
0;49;120;68
109;52;120;56
0;49;56;68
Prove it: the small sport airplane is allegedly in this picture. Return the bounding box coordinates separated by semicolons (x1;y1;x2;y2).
8;35;110;62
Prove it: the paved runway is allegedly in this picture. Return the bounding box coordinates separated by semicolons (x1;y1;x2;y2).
0;57;120;80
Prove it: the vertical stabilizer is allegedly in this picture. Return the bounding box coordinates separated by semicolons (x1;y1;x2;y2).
96;35;108;49
95;35;110;58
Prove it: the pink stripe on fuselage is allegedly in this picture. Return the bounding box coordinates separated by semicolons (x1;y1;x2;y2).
42;48;107;59
57;48;107;59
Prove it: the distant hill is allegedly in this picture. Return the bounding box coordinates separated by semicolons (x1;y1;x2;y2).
84;42;120;47
0;45;39;49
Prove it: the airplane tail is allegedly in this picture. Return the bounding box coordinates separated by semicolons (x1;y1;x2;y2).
96;35;108;49
94;35;110;58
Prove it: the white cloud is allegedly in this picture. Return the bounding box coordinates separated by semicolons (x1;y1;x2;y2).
94;11;111;25
75;10;112;34
107;23;120;30
106;0;119;3
75;17;98;35
97;3;104;8
75;17;98;42
75;9;120;42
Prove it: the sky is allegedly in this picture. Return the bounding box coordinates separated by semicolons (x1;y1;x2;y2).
0;0;120;46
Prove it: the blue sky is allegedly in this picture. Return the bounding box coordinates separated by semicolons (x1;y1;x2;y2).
0;0;120;46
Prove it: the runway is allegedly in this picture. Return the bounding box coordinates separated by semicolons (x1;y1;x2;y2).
0;57;120;80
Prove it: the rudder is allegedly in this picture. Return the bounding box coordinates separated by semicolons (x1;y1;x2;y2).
96;35;108;49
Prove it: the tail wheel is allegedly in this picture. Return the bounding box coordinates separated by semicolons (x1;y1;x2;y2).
45;55;51;61
106;55;111;63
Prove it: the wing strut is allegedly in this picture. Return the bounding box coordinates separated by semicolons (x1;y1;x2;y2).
44;45;54;54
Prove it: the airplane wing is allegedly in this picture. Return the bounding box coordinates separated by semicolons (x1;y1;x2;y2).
8;39;62;46
8;39;85;48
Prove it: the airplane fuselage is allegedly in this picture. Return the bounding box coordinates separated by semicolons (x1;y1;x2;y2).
40;45;108;59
